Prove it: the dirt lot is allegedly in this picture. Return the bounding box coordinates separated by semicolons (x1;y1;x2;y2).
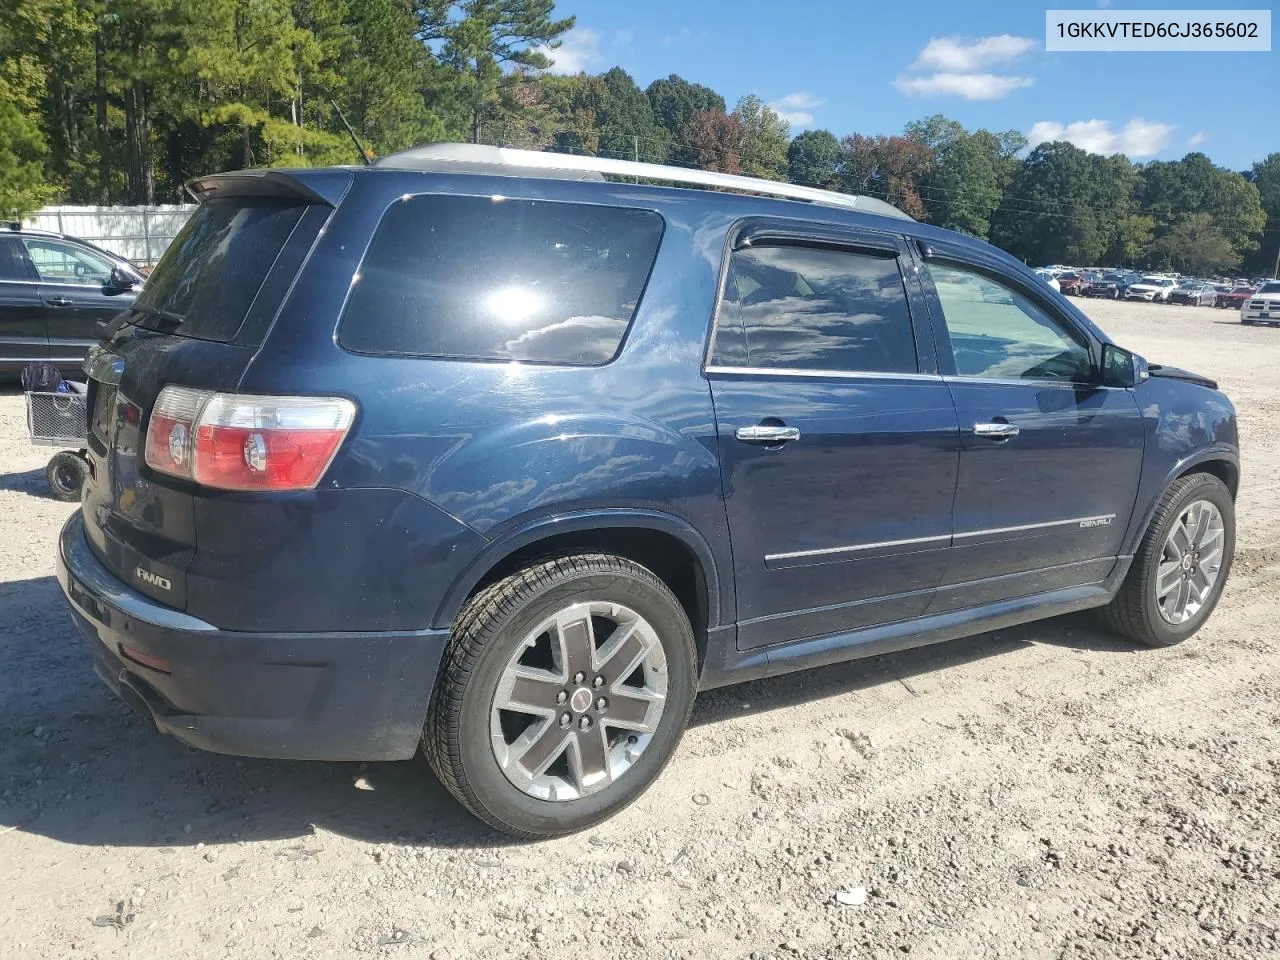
1;299;1278;960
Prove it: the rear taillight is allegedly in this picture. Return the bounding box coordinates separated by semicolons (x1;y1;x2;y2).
143;386;356;492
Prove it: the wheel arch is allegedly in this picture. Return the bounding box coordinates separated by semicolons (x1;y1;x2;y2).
433;510;724;669
1123;448;1240;557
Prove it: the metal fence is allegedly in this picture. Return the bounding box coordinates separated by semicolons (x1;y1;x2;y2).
23;204;196;267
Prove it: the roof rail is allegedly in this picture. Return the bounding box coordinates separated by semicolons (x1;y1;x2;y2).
371;143;912;221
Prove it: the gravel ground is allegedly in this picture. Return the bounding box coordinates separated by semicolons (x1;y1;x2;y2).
1;299;1278;960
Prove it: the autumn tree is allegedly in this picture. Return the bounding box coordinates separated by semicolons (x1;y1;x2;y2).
838;134;932;219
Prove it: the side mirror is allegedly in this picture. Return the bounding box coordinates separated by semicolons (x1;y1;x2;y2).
108;266;137;291
1100;343;1148;388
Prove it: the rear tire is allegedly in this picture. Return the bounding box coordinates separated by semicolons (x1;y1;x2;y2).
46;451;88;502
1099;473;1234;647
424;554;697;838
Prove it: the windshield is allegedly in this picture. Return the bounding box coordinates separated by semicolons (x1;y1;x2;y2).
1139;277;1164;285
1259;282;1280;294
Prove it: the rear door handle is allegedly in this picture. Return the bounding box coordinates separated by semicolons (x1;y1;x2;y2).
736;424;801;444
44;296;75;307
973;421;1020;439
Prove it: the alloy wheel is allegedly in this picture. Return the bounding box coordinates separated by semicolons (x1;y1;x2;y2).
489;601;668;801
1155;499;1225;625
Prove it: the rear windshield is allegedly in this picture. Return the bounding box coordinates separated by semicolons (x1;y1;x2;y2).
338;194;664;365
131;198;307;342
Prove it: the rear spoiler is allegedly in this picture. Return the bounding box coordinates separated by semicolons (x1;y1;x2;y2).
185;169;352;207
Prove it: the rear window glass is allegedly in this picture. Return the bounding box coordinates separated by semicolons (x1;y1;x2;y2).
338;194;664;364
132;198;306;342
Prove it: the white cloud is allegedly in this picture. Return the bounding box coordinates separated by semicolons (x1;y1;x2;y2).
1187;131;1208;148
1025;117;1175;158
613;29;633;47
913;35;1036;72
767;92;824;127
894;72;1034;100
534;27;603;75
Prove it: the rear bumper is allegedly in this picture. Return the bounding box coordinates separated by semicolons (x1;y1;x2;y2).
56;511;449;761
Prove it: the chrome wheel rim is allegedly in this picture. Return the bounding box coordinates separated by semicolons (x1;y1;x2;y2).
490;601;668;801
1156;500;1225;625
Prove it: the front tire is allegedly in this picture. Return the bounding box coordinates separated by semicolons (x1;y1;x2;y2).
424;555;697;838
1100;473;1234;647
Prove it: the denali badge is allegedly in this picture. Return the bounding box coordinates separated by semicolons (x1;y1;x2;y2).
1079;517;1113;529
135;567;172;591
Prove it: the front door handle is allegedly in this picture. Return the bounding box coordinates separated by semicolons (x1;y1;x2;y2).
44;296;75;307
736;424;801;444
973;421;1020;439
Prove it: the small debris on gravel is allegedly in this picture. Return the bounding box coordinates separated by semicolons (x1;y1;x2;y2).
834;887;868;906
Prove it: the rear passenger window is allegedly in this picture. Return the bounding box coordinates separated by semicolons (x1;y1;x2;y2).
339;195;664;365
725;245;917;374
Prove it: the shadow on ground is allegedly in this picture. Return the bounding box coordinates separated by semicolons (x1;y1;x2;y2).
0;466;53;498
0;572;1134;851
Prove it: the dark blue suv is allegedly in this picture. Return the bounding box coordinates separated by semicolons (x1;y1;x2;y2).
57;145;1239;838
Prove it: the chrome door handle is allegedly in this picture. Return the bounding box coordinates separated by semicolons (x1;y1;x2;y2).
973;421;1020;439
45;296;75;307
735;425;801;444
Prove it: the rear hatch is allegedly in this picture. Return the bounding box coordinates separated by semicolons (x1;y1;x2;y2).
81;171;344;610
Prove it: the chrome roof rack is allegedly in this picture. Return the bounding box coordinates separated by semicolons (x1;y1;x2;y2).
371;143;912;221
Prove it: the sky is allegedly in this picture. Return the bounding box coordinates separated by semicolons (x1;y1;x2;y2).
538;0;1276;171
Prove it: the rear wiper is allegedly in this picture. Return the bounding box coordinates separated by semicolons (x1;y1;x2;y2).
132;304;186;327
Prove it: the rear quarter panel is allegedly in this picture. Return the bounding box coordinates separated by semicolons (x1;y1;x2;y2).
238;172;742;631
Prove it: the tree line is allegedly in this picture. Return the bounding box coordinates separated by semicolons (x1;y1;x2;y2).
2;0;1277;276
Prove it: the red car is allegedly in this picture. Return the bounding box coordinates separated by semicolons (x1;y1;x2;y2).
1057;272;1084;296
1216;285;1256;308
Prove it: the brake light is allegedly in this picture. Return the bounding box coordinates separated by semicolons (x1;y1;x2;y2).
143;386;356;491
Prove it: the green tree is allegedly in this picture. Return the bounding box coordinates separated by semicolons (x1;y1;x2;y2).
1246;153;1280;276
438;0;573;143
991;141;1110;265
1140;153;1265;263
1152;212;1239;274
732;95;788;180
645;74;722;164
0;84;51;217
787;128;840;188
594;67;667;162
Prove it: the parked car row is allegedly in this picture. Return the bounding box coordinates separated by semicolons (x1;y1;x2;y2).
1034;264;1279;318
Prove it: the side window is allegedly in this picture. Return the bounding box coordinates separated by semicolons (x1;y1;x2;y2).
339;195;664;365
22;239;114;285
0;237;33;281
729;244;918;374
708;264;748;366
927;262;1092;383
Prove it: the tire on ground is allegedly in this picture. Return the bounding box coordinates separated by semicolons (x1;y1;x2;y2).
1099;472;1235;647
424;554;697;838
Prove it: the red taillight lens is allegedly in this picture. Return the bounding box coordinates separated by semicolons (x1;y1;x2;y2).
144;387;356;492
143;385;206;480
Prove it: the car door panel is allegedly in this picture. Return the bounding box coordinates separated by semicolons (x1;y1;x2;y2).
919;249;1146;610
712;374;959;647
0;237;46;371
706;225;961;650
23;237;134;362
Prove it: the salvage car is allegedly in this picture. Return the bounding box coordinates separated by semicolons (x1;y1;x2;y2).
57;145;1240;838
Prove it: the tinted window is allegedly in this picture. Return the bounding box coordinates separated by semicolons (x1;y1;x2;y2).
727;245;917;373
1259;282;1280;294
339;195;664;364
928;262;1092;383
133;198;307;342
708;265;749;366
23;238;113;284
0;237;32;281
